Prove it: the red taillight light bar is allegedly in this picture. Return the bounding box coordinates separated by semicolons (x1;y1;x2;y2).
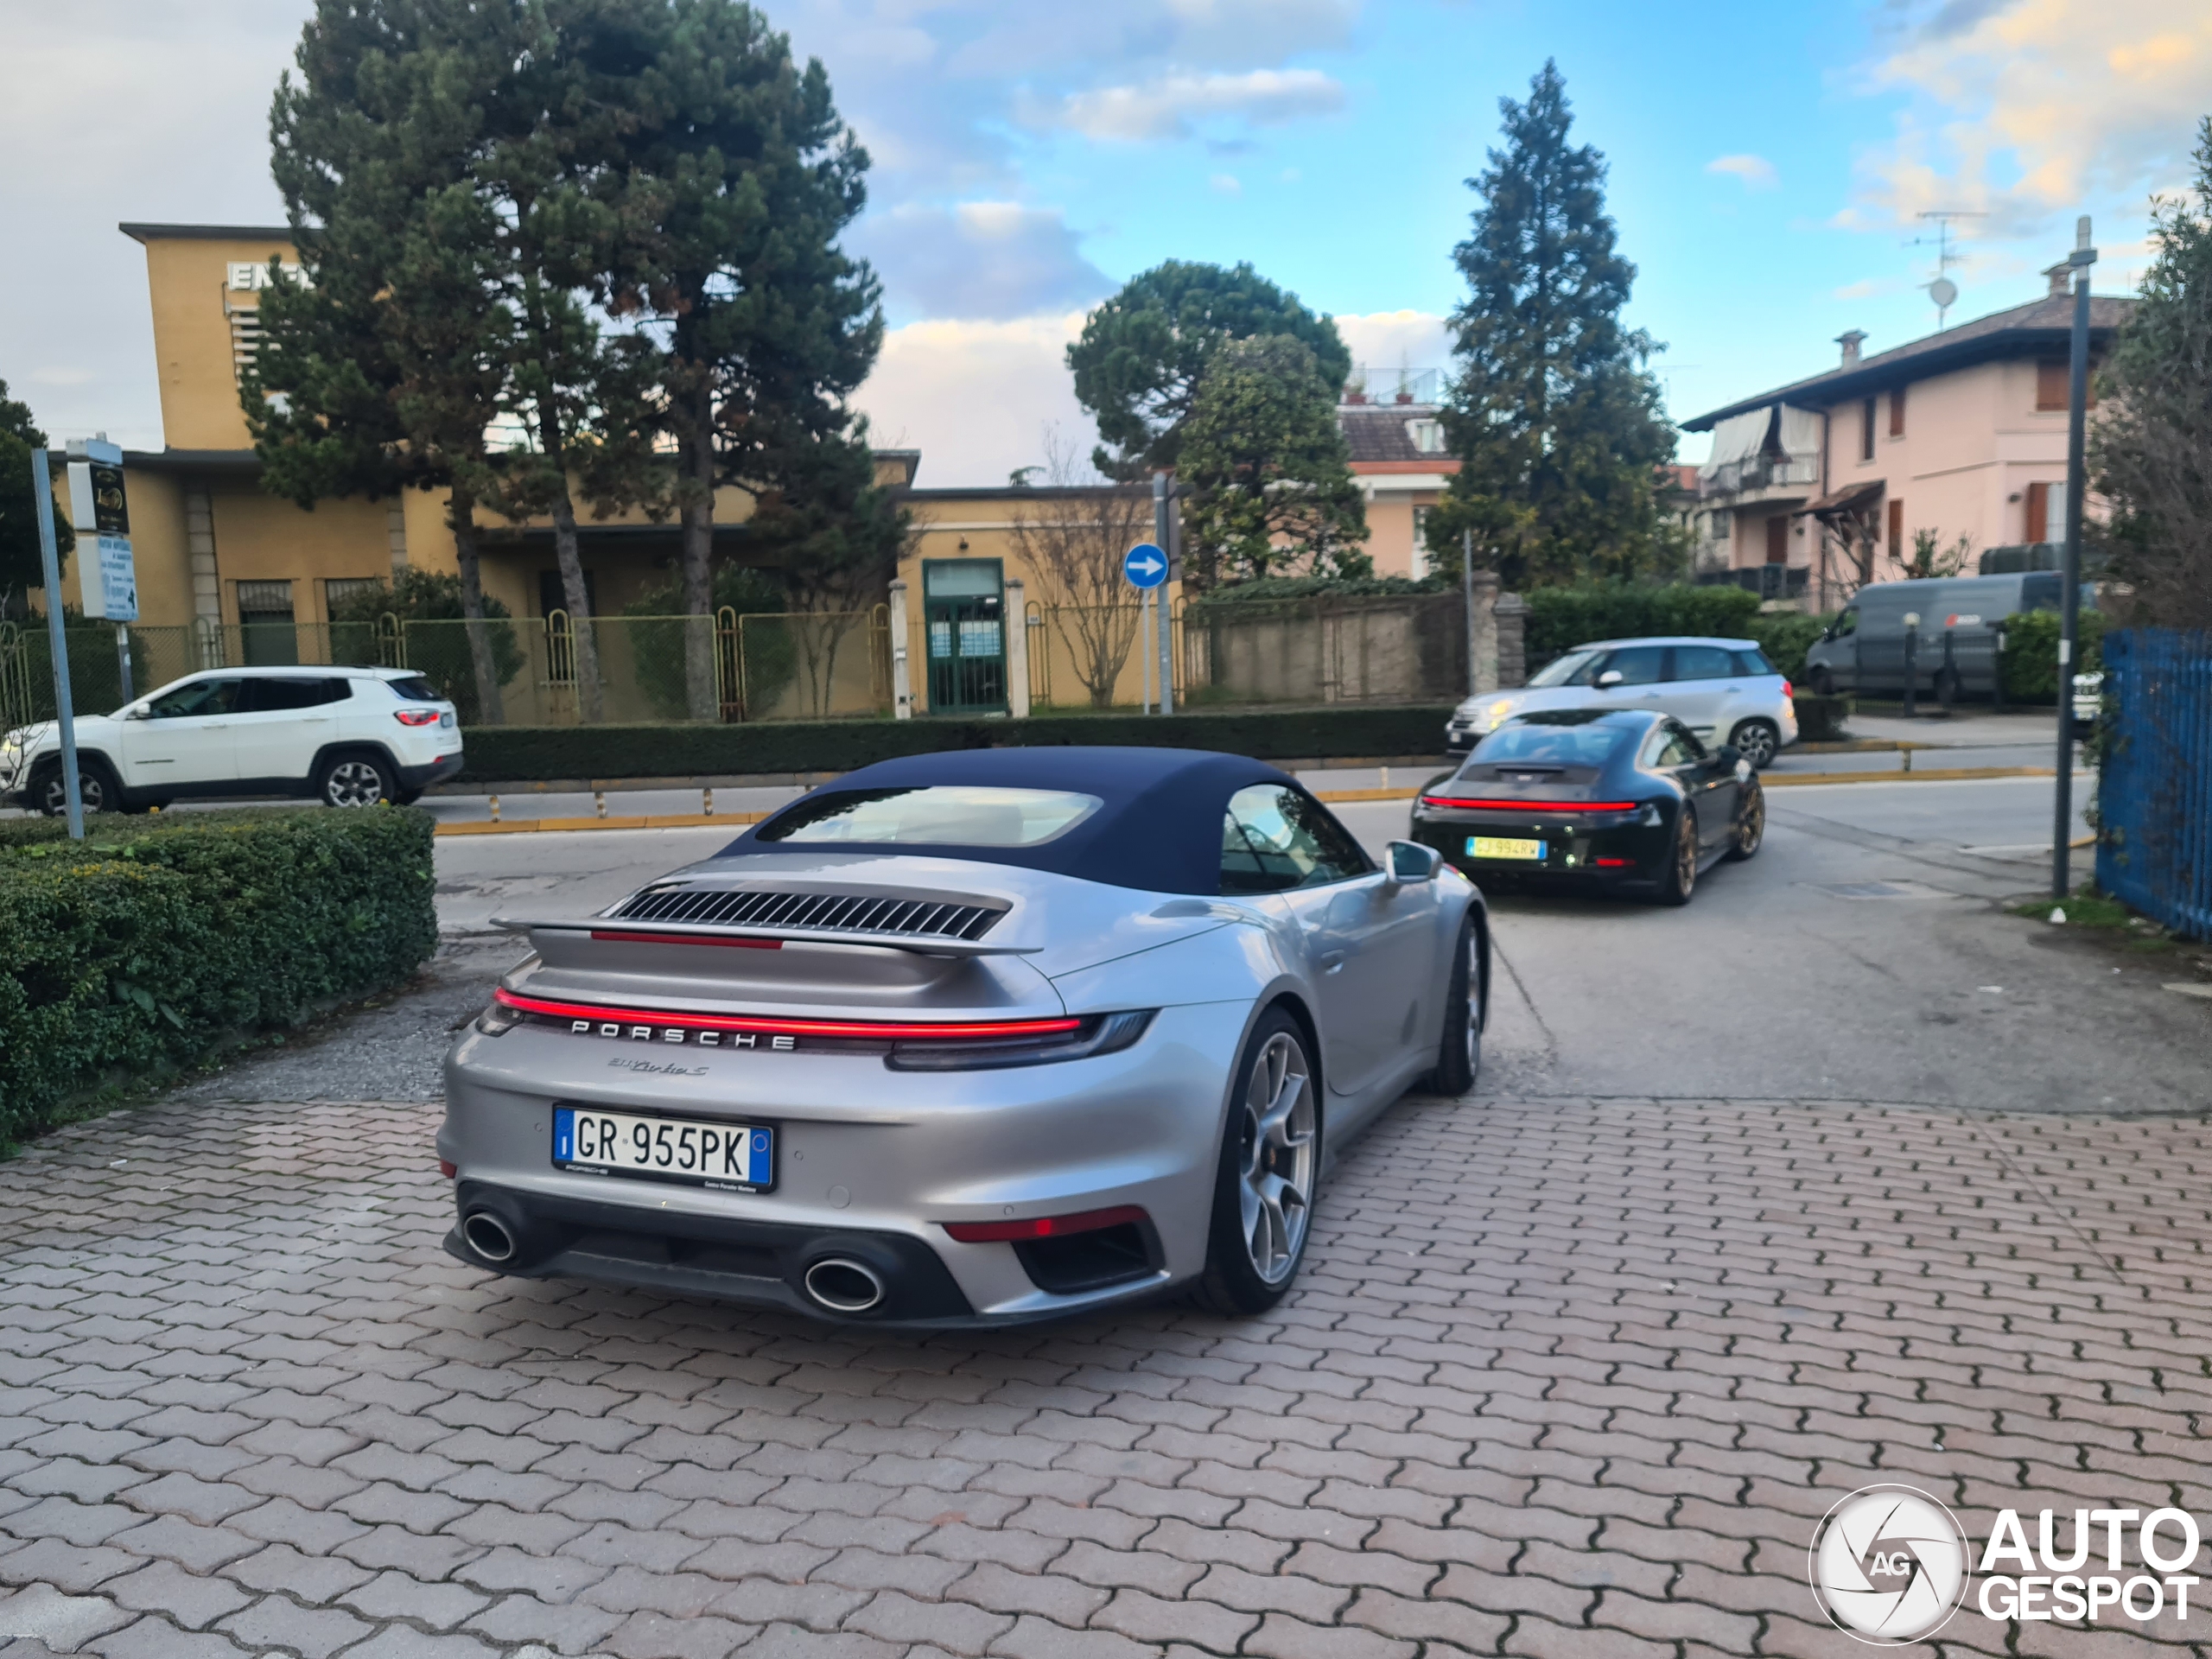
589;931;781;950
1781;679;1794;701
942;1205;1148;1243
394;708;442;727
1420;796;1639;812
489;986;1084;1042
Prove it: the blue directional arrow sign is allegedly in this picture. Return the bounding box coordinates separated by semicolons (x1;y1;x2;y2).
1122;542;1168;589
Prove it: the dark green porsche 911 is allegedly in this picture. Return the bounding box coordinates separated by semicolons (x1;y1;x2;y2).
1408;709;1765;906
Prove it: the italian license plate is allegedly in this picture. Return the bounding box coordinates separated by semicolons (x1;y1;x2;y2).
1469;836;1547;861
553;1107;775;1193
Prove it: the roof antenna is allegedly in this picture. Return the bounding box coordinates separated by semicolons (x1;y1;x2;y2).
1910;211;1984;329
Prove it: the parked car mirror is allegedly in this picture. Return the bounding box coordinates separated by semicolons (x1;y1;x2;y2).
1385;841;1442;884
1595;670;1624;689
1714;744;1741;768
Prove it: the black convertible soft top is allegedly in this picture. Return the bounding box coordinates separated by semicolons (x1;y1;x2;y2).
718;747;1297;895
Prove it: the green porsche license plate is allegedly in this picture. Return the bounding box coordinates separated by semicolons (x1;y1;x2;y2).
1468;836;1547;861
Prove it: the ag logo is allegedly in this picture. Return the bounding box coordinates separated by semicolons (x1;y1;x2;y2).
1808;1484;1969;1643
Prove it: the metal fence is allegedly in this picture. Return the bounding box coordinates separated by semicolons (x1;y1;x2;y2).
0;608;893;732
2097;628;2212;939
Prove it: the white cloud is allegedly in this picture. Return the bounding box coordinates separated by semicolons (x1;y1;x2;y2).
1707;153;1780;191
1850;0;2212;236
1210;173;1243;194
1333;310;1454;385
1039;69;1346;142
849;201;1114;321
855;313;1102;487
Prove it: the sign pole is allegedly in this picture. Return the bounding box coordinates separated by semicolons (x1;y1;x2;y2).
1122;536;1171;715
117;625;134;704
1154;472;1173;715
2052;217;2094;901
29;448;84;838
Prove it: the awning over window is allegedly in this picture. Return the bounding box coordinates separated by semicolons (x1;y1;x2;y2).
1796;480;1884;518
1699;409;1770;482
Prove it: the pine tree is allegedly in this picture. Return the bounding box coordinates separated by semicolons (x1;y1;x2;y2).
0;379;72;604
2090;117;2212;632
1178;336;1370;584
598;0;882;721
250;0;524;722
1068;262;1352;480
1430;61;1674;589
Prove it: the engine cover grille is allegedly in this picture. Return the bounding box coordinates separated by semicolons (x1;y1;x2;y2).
610;886;1002;943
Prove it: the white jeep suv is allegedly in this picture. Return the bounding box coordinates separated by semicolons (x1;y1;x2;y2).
1446;636;1799;768
3;666;463;815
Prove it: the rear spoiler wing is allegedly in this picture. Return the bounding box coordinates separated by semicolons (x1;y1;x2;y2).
489;917;1039;958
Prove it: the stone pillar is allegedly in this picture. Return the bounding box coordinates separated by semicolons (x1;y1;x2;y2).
1003;579;1030;718
1469;570;1500;695
184;480;221;627
1495;592;1529;689
887;579;914;719
387;501;410;573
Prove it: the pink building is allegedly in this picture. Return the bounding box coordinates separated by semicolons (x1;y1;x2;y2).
1681;270;2137;612
1340;378;1458;579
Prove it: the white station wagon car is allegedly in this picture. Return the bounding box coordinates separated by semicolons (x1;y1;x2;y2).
2;665;463;815
1446;635;1799;769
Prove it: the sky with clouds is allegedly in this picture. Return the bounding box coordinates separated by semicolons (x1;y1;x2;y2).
3;0;2208;481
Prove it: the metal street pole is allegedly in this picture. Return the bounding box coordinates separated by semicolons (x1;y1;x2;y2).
2053;215;2095;900
1462;529;1477;697
29;448;84;838
1154;472;1173;715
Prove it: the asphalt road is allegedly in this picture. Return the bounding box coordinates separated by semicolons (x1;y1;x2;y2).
423;768;2205;1117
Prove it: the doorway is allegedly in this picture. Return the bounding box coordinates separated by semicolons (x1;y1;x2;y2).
922;558;1006;714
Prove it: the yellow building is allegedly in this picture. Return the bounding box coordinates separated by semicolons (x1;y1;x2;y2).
26;221;1180;720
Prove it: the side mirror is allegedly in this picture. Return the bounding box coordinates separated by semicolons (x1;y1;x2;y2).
1595;670;1624;689
1714;744;1741;768
1386;841;1442;884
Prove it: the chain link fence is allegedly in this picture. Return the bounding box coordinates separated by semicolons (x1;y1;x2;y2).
0;608;893;732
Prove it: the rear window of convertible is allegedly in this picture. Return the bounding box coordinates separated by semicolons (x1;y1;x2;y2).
757;786;1103;848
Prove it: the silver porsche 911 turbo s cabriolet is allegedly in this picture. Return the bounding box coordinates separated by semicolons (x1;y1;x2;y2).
440;747;1489;1326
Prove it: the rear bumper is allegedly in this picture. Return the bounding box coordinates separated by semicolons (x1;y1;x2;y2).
436;1000;1243;1325
1413;812;1669;887
398;751;465;789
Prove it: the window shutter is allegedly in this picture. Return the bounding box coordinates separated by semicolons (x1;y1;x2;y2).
1888;386;1906;438
1886;499;1904;561
2036;360;2068;411
2024;481;2050;543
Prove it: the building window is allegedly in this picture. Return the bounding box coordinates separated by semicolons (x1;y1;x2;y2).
1407;418;1446;455
1888;385;1906;439
1410;505;1431;579
1859;397;1876;462
235;580;298;667
2035;359;2097;411
1707;510;1730;546
1765;517;1789;565
1886;498;1904;563
2024;481;2050;543
323;577;385;615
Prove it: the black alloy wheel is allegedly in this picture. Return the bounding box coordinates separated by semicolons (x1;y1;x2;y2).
1655;805;1698;906
1729;719;1781;770
1726;779;1764;861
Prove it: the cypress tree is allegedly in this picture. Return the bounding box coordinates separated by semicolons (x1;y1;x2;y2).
1431;61;1674;588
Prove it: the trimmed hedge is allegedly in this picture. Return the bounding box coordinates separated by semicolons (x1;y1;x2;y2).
1999;608;2107;702
1524;583;1764;662
455;704;1463;783
0;807;437;1147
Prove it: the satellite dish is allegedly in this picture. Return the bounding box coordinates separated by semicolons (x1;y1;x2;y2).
1929;276;1959;308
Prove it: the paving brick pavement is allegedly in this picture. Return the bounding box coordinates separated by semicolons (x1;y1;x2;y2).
1;1091;2209;1658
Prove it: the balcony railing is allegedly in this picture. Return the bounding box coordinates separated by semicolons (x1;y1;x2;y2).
1701;455;1819;498
1695;565;1809;601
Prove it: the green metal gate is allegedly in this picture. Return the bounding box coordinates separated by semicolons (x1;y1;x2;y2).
923;559;1006;714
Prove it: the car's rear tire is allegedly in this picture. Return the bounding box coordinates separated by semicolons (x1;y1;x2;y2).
316;751;397;808
1418;917;1481;1096
1655;806;1698;906
1193;1008;1320;1317
35;756;121;817
1728;718;1781;770
1809;667;1835;697
1726;779;1764;861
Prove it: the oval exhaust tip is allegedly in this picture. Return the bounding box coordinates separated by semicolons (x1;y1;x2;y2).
462;1211;518;1263
803;1257;886;1314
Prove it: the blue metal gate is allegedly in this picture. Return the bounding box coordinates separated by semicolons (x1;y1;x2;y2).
2097;628;2212;938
